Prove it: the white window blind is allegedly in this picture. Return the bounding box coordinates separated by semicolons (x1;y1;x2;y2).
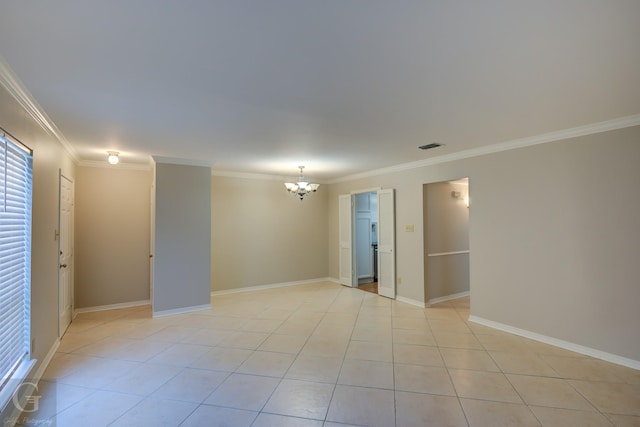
0;130;32;406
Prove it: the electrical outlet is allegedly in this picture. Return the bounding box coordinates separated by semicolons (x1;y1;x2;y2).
397;276;402;285
405;224;414;232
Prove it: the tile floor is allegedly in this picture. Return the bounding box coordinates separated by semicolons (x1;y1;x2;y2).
14;281;640;426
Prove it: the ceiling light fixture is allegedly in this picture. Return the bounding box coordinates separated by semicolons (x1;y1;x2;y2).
107;151;119;165
284;166;319;200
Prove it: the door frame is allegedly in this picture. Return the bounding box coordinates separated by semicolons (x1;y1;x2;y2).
422;177;470;305
339;187;396;298
376;188;396;299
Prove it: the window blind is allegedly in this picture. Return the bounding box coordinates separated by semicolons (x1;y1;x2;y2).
0;131;32;402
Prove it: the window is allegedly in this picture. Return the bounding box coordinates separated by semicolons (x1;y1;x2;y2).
0;129;33;411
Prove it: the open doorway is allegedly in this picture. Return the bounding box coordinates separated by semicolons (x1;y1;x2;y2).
339;189;396;298
423;178;470;305
354;192;378;294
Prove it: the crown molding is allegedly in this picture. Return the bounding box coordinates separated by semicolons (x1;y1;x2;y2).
330;114;640;184
0;55;79;162
211;169;291;182
151;156;214;168
78;160;152;171
212;170;288;181
212;169;330;185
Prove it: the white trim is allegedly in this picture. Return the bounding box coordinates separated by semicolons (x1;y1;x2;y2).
469;315;640;371
211;277;334;296
74;299;150;314
1;338;59;426
428;291;470;305
213;170;289;181
350;187;382;195
427;250;470;257
0;56;78;162
395;296;426;309
78;160;152;171
212;169;330;185
330;114;640;184
30;339;59;384
152;156;213;168
153;304;211;318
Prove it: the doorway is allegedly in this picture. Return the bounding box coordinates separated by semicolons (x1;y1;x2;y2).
338;188;396;298
355;192;378;293
423;178;470;305
58;173;74;336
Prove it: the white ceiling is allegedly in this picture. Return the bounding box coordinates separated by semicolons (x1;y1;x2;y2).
1;1;639;181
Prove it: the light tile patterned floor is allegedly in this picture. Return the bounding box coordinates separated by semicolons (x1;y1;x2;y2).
15;281;640;426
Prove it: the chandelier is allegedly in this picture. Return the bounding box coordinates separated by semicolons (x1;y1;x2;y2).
284;166;320;200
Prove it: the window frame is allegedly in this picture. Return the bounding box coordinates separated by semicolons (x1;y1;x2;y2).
0;128;35;413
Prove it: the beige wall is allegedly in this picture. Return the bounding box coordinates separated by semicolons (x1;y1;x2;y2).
469;127;640;361
0;85;75;379
329;126;640;361
211;175;329;292
75;166;152;308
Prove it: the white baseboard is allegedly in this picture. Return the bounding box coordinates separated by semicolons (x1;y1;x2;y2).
396;296;426;309
328;277;354;287
469;315;640;371
30;338;60;384
428;291;470;305
75;299;150;314
211;277;334;296
152;303;211;318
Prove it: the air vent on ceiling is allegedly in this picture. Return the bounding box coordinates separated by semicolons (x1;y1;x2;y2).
418;143;443;150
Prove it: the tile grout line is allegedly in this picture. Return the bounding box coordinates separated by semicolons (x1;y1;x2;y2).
427;302;471;427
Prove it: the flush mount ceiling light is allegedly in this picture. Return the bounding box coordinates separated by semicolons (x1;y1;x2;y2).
107;151;119;165
284;166;319;200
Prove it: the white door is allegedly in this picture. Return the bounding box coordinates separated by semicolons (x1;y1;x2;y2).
338;194;353;286
377;189;396;298
58;174;74;336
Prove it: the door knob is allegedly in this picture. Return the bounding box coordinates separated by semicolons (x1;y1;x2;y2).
60;264;67;268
